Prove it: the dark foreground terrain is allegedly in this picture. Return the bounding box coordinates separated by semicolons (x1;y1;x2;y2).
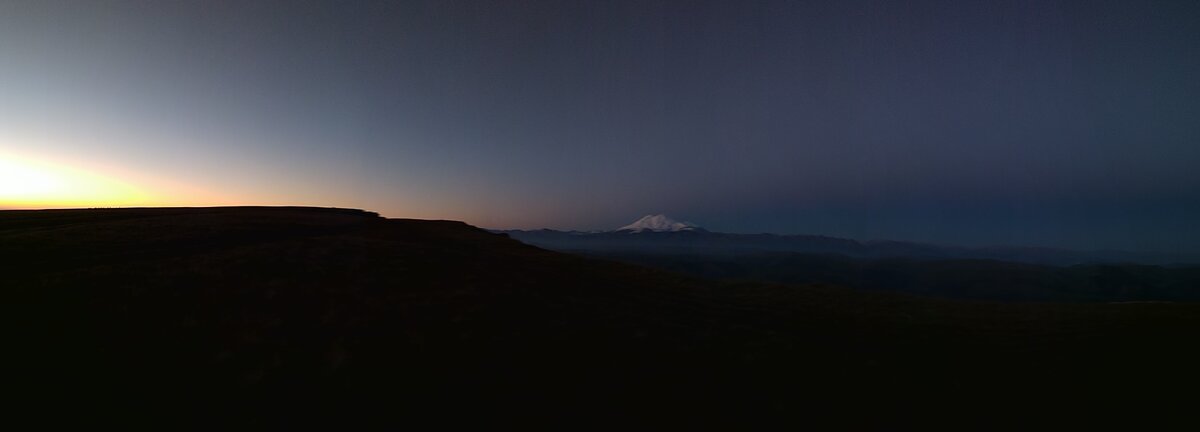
4;207;1199;428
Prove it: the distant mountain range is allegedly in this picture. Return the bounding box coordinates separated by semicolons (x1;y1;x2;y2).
497;215;1198;267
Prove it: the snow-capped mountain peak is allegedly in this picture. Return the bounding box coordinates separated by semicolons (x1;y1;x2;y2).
616;215;701;232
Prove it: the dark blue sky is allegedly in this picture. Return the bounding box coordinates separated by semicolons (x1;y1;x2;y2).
2;1;1198;252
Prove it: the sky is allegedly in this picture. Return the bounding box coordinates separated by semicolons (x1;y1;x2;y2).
1;0;1198;253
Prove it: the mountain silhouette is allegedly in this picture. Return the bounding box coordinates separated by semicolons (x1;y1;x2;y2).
500;226;1198;266
4;207;1198;428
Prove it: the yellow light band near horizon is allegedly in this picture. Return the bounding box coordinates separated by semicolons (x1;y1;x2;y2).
0;154;150;208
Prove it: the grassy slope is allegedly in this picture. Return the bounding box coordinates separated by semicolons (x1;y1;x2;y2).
3;207;1199;428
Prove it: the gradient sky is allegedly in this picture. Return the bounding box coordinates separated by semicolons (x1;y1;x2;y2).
2;0;1198;253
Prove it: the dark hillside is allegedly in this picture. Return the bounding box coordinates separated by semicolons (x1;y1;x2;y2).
4;207;1199;428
